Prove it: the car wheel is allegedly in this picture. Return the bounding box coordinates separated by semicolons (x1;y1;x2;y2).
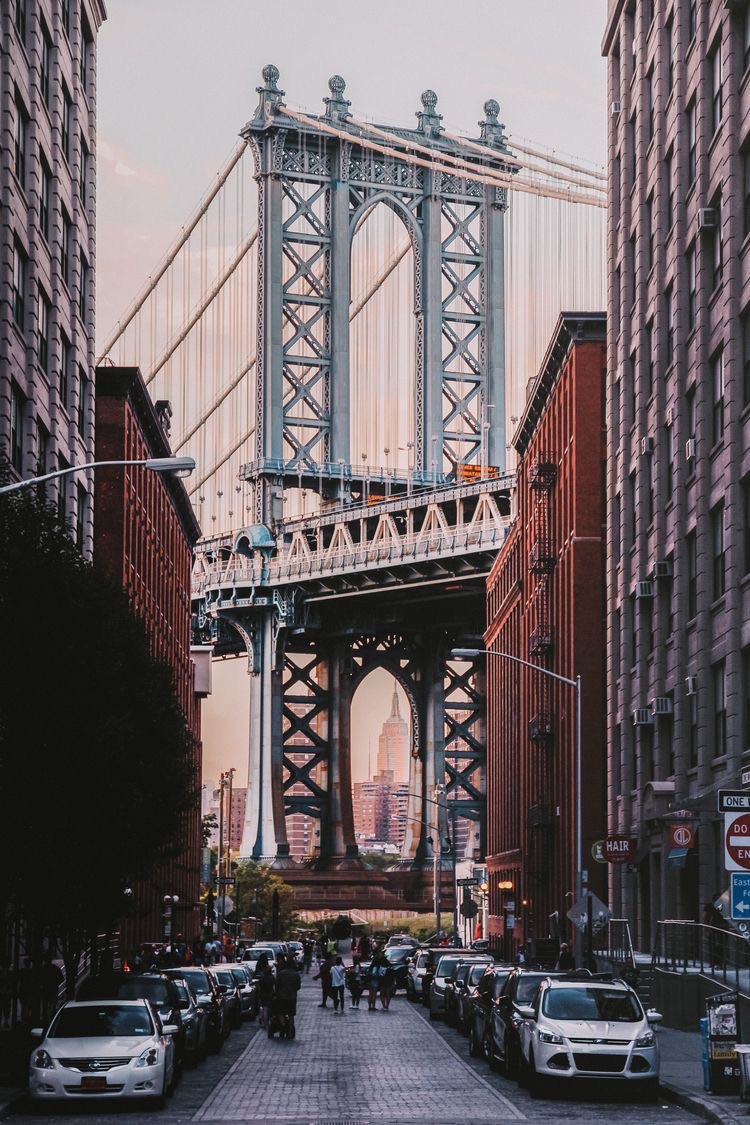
428;1000;438;1021
154;1073;167;1110
469;1023;483;1058
637;1078;659;1103
505;1037;520;1081
528;1052;547;1100
483;1030;499;1071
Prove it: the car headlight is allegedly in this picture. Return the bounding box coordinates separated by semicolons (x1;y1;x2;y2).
635;1030;656;1048
134;1047;159;1068
32;1048;55;1069
538;1030;564;1045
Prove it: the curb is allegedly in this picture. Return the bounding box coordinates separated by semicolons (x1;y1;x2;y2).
660;1079;750;1125
0;1091;25;1120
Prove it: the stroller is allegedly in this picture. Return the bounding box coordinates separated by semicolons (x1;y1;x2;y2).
266;995;295;1039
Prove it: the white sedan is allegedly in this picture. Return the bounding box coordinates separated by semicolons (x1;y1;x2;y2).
29;998;177;1104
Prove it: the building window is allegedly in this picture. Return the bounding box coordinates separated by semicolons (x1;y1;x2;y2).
665;283;675;366
36;418;49;477
79;137;88;206
60;335;71;410
629;234;637;307
743;307;750;406
14;0;26;43
645;453;654;527
712;501;726;601
613;154;621;224
687;530;697;619
664;422;674;501
744;5;750;73
9;384;24;472
711;349;724;445
75;484;88;553
644;319;654;397
687;100;696;186
12;241;26;330
629;113;637;186
57;455;69;524
686;384;696;477
646;196;654;272
710;38;723;135
40;22;51;107
640;726;654;784
647;0;655;26
646;68;655;144
61;0;71;37
688;692;698;769
713;661;727;759
628;471;636;548
665;150;674;231
80;17;93;95
743;475;750;577
710;197;723;290
37;287;50;373
79;251;89;322
613;492;621;557
60;210;71;287
39;159;51;241
687;244;696;330
688;0;696;43
664;713;675;776
62;87;72;162
77;367;88;434
744;648;750;753
666;16;675;94
664;554;675;635
14;93;27;187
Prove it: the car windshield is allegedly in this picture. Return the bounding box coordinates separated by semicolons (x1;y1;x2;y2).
214;971;234;986
516;976;547;1004
50;1005;153;1038
492;971;511;997
543;987;643;1023
436;957;460;980
230;969;247;985
469;964;489;986
180;970;211;995
416;954;428;969
384;947;411;964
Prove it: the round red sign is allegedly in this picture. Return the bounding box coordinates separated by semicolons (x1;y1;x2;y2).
726;813;750;871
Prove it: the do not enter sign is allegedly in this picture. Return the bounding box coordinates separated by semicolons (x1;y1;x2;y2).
725;812;750;871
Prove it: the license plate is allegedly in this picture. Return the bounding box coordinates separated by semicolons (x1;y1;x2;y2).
81;1076;107;1090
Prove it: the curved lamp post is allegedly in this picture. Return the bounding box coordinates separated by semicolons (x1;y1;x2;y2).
0;456;196;495
451;646;583;964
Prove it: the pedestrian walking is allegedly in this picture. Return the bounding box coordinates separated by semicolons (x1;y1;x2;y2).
555;942;575;971
347;963;364;1008
379;959;394;1011
366;955;382;1011
330;956;346;1013
313;954;332;1007
302;938;313;974
257;961;275;1028
275;954;301;1038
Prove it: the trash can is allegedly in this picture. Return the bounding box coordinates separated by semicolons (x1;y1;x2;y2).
700;1017;710;1092
735;1045;750;1102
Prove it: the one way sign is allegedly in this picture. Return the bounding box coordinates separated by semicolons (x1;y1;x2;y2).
731;872;750;919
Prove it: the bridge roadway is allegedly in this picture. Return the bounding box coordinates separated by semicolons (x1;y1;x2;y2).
10;973;696;1125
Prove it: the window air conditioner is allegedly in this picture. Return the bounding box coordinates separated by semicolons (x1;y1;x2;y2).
651;697;674;716
666;405;675;426
653;560;673;579
611;101;621;116
636;580;654;598
698;207;717;231
633;708;655;726
686;675;698;696
641;436;654;455
685;437;695;460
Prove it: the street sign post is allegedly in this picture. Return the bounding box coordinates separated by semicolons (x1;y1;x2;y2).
731;873;750;919
457;877;480;887
725;812;750;872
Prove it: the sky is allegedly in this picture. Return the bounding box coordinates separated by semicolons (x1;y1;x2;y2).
94;1;607;788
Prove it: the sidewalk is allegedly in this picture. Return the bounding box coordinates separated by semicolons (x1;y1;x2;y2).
660;1026;750;1124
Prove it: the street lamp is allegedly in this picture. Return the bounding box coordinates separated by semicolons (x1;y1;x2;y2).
163;894;180;943
451;645;583;965
0;455;196;495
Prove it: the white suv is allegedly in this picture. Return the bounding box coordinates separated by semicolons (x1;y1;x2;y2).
517;977;661;1100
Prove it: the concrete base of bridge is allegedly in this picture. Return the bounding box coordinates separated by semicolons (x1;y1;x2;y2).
280;865;456;913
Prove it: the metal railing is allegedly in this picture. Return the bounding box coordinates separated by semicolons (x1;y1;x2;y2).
653;920;750;996
592;917;637;978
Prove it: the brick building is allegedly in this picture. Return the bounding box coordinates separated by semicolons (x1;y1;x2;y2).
0;0;106;554
94;364;208;952
603;0;750;945
229;787;247;852
485;313;607;955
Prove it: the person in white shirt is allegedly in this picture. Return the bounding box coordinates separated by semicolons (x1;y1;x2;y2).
330;957;346;1013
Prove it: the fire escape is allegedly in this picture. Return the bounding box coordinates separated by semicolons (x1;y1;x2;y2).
526;452;557;888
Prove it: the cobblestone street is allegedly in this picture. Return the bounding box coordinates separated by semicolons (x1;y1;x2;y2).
8;974;699;1125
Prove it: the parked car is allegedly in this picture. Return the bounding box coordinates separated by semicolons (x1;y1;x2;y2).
164;967;227;1051
286;941;304;969
29;999;176;1105
486;968;568;1077
420;947;469;1006
470;939;490;953
405;948;430;1002
516;976;662;1100
209;967;243;1029
428;953;491;1019
386;934;419;948
242;946;278;975
76;972;186;1069
445;960;499;1030
168;976;208;1064
226;964;259;1020
467;965;515;1063
382;944;415;991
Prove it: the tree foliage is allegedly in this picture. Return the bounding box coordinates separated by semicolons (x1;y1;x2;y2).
233;861;297;939
0;484;195;956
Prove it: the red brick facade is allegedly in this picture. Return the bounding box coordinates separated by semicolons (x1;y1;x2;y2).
94;366;203;954
485;314;607;955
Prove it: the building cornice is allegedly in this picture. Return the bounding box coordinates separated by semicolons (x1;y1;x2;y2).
602;0;626;56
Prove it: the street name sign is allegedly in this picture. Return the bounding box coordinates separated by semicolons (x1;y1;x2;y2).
730;873;750;919
725;812;750;871
215;876;237;886
719;790;750;813
457;877;480;887
742;769;750;788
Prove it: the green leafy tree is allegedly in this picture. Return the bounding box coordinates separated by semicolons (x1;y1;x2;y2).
201;812;218;847
0;481;195;990
233;861;297;939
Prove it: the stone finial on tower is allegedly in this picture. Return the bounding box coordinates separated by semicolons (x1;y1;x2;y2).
416;89;443;138
479;98;507;147
256;63;285;116
324;74;351;122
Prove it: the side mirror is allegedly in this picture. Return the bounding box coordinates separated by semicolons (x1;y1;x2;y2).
30;1027;44;1038
163;1024;180;1036
444;976;454;985
646;1009;663;1024
516;1004;535;1020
